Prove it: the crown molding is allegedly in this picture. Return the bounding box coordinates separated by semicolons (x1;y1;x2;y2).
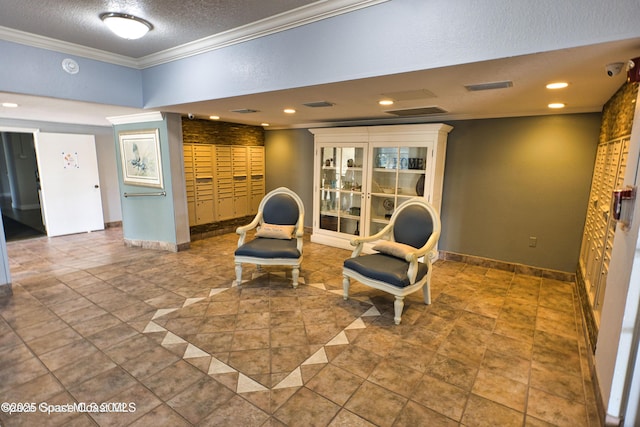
106;111;163;125
0;26;139;68
0;0;388;70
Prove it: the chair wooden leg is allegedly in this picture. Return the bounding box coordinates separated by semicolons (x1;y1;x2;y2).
342;275;350;300
292;266;300;289
235;263;242;285
394;296;405;325
422;283;431;305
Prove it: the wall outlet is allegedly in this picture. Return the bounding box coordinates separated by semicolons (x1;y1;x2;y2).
529;236;537;248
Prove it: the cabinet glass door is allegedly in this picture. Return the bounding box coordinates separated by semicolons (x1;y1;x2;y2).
368;145;429;235
318;146;364;235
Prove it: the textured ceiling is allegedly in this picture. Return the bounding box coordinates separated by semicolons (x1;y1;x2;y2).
0;0;318;58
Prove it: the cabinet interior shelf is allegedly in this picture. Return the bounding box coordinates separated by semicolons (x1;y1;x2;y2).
341;213;360;220
321;211;361;220
371;217;390;224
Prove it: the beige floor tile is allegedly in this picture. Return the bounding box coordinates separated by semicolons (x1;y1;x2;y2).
306;364;364;406
328;409;377;426
527;387;588;427
129;404;191;427
472;369;528;411
166;376;235;423
68;366;136;403
141;359;207;400
0;228;598;426
461;394;524;427
199;394;270;426
426;353;478;391
368;358;423;398
344;381;407;427
53;351;117;388
274;387;340;426
410;374;468;421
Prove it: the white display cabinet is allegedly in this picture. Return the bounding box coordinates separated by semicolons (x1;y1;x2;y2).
310;124;452;250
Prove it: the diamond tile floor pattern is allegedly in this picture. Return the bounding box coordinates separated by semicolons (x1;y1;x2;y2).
0;228;600;426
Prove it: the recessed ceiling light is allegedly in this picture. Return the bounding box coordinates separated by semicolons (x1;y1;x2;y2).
261;123;270;127
548;103;565;109
100;12;153;40
283;108;296;114
378;99;394;106
209;115;220;120
546;82;569;89
1;102;18;108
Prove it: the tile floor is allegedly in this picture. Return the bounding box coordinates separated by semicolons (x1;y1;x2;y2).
0;228;600;426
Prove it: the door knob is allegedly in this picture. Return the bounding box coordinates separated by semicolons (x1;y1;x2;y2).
94;185;99;188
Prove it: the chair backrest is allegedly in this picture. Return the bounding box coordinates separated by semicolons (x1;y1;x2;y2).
262;193;300;225
393;203;434;248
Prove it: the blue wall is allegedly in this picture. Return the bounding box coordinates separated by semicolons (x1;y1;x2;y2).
114;117;179;245
0;40;142;107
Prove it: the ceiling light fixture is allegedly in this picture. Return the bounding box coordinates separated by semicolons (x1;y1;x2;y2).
546;82;569;89
100;12;153;40
209;115;220;120
379;99;394;106
261;123;270;127
283;108;296;114
1;102;18;108
548;103;565;109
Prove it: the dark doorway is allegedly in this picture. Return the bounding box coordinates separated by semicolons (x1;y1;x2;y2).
0;132;46;241
1;215;44;241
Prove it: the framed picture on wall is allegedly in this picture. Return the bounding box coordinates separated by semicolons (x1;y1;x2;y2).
118;129;163;188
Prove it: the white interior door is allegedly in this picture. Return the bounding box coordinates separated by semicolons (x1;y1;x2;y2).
34;132;104;237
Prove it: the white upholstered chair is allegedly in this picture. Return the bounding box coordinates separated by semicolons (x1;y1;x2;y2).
342;198;441;324
234;187;305;288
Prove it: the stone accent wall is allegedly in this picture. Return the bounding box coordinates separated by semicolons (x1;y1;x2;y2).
182;118;264;146
599;81;638;143
576;267;598;350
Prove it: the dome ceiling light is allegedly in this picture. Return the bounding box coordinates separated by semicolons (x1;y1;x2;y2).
100;12;153;40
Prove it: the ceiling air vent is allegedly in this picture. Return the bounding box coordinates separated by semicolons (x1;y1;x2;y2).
381;89;437;101
464;81;513;91
230;108;259;114
303;101;335;108
385;106;447;116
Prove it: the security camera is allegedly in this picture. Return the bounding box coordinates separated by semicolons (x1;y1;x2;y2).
628;59;636;71
606;62;624;77
187;113;195;120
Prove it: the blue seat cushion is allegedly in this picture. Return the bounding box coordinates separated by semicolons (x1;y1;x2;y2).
235;237;300;259
343;253;428;288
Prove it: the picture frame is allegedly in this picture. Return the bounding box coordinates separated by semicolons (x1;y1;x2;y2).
118;129;163;188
